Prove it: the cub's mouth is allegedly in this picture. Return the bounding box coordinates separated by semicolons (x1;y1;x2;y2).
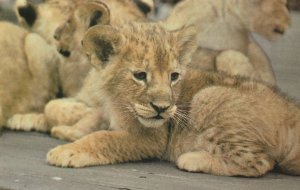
134;103;177;128
137;115;167;128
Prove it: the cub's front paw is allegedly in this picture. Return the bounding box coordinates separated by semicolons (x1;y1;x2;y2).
7;114;48;132
51;126;84;141
47;143;109;168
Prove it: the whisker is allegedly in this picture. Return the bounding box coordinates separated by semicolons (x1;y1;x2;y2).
174;108;195;129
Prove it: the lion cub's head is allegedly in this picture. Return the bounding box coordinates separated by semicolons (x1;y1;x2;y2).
51;0;153;58
15;0;153;46
244;0;290;40
82;22;197;128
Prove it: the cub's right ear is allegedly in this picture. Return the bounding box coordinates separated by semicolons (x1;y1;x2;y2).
15;0;37;27
175;26;198;66
74;1;110;29
82;25;124;69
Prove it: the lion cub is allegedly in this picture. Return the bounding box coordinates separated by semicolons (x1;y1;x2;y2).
163;0;290;85
0;22;59;130
6;0;154;132
15;0;154;96
47;22;300;177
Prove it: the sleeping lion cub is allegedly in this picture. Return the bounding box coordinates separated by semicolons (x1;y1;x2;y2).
47;22;300;177
0;22;59;130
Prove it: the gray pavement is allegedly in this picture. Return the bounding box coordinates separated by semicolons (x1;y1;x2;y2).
1;131;300;190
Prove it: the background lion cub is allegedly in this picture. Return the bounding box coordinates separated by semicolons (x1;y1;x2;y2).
163;0;290;85
15;0;154;96
6;0;154;132
47;22;300;177
0;22;59;130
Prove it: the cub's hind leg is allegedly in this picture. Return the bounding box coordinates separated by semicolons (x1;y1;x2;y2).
279;158;300;175
277;146;300;175
177;145;275;177
216;50;260;81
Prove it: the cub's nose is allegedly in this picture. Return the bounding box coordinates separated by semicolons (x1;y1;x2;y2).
150;102;170;114
58;49;71;57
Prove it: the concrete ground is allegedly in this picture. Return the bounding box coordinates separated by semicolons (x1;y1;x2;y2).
0;6;299;190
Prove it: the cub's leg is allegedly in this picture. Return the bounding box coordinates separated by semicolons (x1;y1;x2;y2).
6;98;93;132
51;109;107;141
177;145;275;177
6;113;48;132
47;129;166;168
46;98;104;141
216;50;260;81
247;38;276;85
45;98;92;127
177;86;276;177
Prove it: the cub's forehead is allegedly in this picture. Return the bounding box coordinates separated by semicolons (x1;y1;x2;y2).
121;23;179;68
121;22;178;47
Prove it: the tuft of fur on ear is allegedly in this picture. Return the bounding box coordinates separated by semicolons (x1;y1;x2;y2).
74;1;110;29
15;0;37;27
133;0;154;15
82;25;124;69
175;26;198;66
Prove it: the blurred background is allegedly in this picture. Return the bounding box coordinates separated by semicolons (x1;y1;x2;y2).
0;0;299;99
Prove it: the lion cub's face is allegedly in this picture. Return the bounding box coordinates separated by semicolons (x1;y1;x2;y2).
246;0;290;40
83;23;197;128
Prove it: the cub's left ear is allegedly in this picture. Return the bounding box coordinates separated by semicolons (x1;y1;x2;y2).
175;26;198;65
133;0;154;15
82;25;124;69
15;0;37;27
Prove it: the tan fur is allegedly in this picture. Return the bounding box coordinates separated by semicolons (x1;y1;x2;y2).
163;0;291;85
46;22;300;177
0;22;59;130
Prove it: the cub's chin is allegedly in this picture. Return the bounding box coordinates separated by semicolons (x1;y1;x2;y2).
138;117;167;128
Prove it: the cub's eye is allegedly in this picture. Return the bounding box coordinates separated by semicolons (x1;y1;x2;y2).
171;72;180;82
134;71;147;81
